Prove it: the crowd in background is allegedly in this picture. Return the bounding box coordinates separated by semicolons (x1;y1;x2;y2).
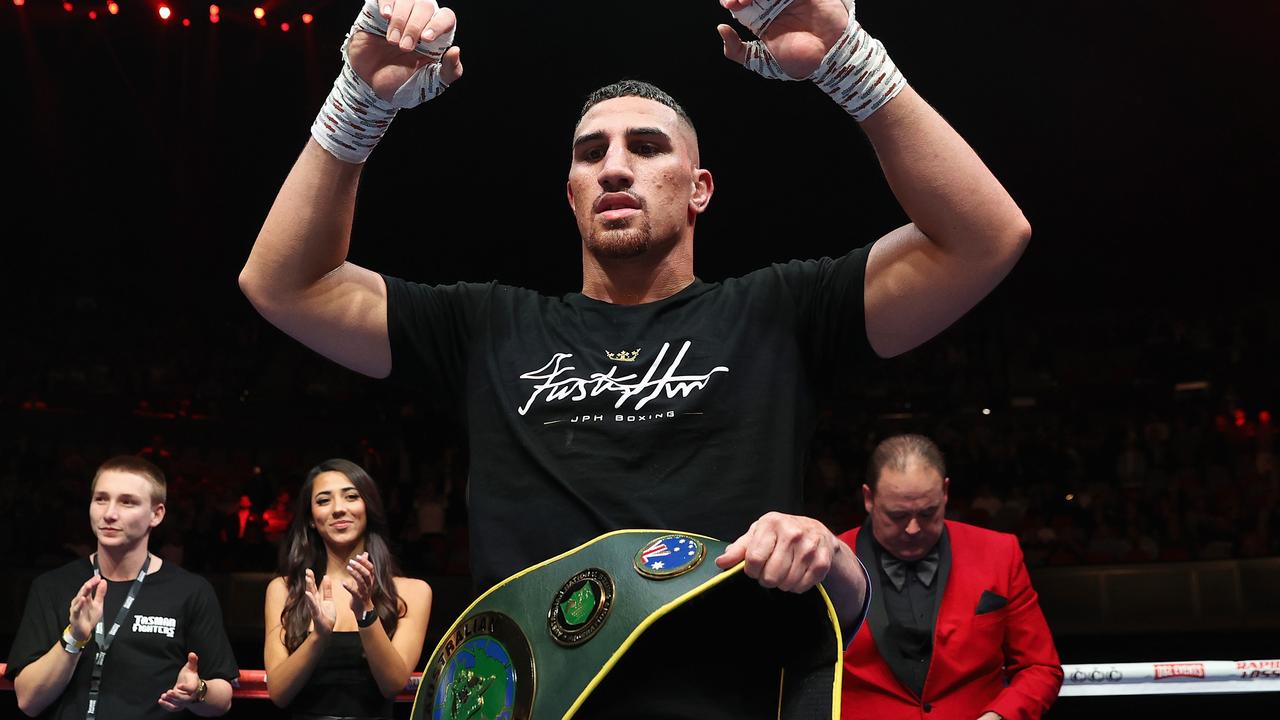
3;289;1276;576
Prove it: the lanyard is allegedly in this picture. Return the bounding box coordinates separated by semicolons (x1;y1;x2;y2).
86;553;151;720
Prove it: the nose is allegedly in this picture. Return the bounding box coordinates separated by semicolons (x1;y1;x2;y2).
905;518;921;535
597;144;634;193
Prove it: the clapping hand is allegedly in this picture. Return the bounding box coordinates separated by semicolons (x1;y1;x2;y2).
304;568;337;636
156;652;202;712
343;552;378;616
68;576;106;645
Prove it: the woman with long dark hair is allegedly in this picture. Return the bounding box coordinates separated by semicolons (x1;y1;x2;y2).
264;459;432;719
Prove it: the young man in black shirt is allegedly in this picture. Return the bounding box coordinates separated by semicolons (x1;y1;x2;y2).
8;456;239;719
242;0;1029;642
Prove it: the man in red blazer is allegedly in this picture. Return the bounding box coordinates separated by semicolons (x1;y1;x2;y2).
838;435;1062;720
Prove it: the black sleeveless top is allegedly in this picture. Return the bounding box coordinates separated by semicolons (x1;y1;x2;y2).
289;632;395;720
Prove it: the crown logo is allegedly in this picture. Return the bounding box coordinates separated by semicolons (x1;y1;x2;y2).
606;348;641;363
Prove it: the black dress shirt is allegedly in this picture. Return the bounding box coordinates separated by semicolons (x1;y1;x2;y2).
872;536;944;697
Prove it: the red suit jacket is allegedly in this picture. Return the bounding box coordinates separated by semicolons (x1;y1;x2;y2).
838;521;1062;720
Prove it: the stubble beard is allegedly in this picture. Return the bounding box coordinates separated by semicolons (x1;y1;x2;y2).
586;216;653;260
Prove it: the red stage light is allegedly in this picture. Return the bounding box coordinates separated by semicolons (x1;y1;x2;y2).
1262;410;1273;425
281;22;290;32
208;3;219;15
158;5;171;20
182;17;190;26
14;0;27;7
107;1;118;14
62;1;73;11
253;6;265;19
89;9;97;18
210;13;219;23
302;12;313;24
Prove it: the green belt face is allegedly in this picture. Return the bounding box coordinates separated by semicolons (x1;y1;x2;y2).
411;529;843;720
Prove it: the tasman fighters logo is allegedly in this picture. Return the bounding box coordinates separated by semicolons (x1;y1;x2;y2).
132;615;177;638
518;340;729;416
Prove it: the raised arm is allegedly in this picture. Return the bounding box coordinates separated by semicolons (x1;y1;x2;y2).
241;145;391;377
360;576;433;698
332;555;431;697
717;0;1030;358
239;0;464;378
14;577;104;717
859;87;1030;359
262;573;334;708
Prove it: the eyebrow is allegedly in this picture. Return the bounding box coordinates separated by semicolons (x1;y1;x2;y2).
314;486;357;498
572;127;672;151
888;506;938;515
95;492;142;502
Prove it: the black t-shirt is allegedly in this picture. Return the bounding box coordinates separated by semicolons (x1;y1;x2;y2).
385;246;874;589
6;558;240;720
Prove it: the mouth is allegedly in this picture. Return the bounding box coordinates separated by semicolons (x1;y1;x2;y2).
594;192;642;221
331;521;353;530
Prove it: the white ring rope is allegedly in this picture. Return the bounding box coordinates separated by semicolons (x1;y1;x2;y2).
1060;659;1280;696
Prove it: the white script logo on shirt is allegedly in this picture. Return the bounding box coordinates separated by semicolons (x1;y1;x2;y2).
132;615;177;638
517;340;729;415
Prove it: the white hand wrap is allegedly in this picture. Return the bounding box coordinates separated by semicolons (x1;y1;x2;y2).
730;0;905;122
310;0;457;164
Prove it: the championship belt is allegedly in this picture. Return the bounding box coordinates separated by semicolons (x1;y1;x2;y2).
412;529;843;720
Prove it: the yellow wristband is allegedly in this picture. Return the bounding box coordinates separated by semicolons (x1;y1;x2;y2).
62;625;90;650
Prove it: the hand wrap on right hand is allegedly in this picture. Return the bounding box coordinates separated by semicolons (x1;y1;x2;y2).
730;0;905;122
310;0;457;164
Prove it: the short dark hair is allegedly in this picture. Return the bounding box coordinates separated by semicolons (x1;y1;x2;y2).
92;455;167;505
866;434;946;493
579;80;696;135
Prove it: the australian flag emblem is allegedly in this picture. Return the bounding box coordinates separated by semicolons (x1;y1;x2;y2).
634;534;705;579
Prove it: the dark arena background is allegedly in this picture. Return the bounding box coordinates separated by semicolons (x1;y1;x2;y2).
4;0;1278;717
